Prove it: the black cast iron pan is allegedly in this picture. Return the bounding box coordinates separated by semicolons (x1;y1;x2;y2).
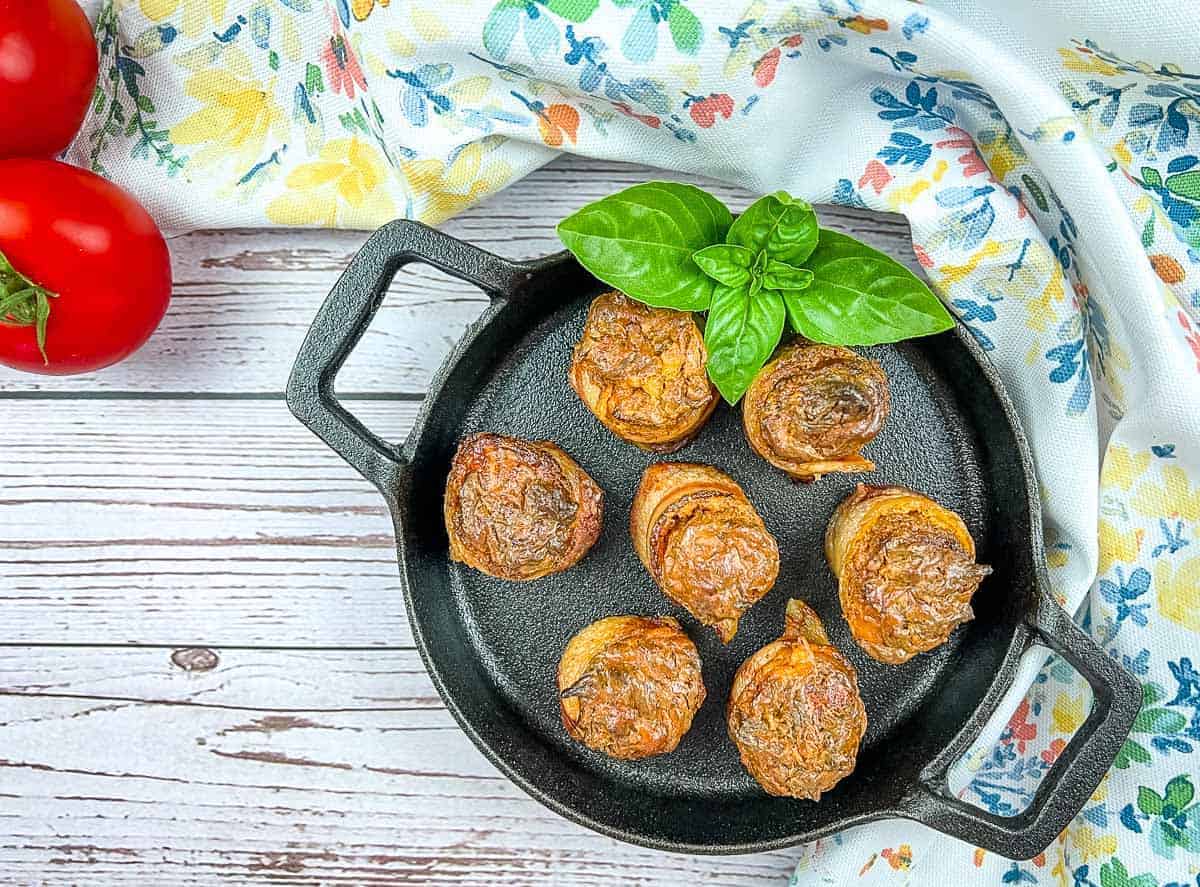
286;217;1140;859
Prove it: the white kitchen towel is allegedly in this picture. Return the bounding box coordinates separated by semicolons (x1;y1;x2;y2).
70;1;1200;882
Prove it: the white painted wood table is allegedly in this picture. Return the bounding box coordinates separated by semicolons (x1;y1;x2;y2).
0;156;917;884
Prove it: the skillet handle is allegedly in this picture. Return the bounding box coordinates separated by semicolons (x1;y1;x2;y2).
902;593;1141;859
286;220;532;494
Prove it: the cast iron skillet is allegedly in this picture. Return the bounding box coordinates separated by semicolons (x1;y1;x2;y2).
286;218;1140;859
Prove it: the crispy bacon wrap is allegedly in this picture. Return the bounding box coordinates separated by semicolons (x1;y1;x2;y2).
444;433;603;581
826;484;992;664
630;462;779;643
742;341;890;481
727;599;867;800
557;615;706;760
570;291;719;453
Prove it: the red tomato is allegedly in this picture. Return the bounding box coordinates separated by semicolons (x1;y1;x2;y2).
0;0;99;158
0;159;171;375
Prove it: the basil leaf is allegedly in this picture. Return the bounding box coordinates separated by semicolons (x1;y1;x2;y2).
762;259;813;292
783;228;954;345
692;243;754;287
726;191;819;266
703;284;786;404
558;182;733;310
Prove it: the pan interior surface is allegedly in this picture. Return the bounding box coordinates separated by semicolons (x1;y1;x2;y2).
401;264;1031;850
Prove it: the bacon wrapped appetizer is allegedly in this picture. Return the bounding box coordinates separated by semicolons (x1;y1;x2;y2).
826;484;992;664
570;291;719;453
631;463;779;642
444;433;603;581
742;341;890;481
557;615;706;760
728;599;867;800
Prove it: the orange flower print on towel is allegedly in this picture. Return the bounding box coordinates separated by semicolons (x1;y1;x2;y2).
1006;698;1038;753
880;844;913;870
511;92;579;147
322;33;368;99
350;0;389;21
539;104;580;147
859;159;893;194
842;15;888;35
684;92;733;128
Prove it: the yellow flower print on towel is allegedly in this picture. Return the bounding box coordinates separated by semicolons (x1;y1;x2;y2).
403;137;515;224
1133;465;1200;522
171;68;286;178
1155;555;1200;633
351;0;390;21
934;238;1068;335
1057;46;1119;77
1097;519;1142;577
266;138;396;227
1101;444;1151;492
1065;823;1118;863
976;129;1026;182
140;0;227;37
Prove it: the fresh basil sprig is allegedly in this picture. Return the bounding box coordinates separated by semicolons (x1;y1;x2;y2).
704;281;787;405
725;191;819;266
692;244;754;288
557;182;954;404
783;229;955;346
556;181;731;310
689;193;819;401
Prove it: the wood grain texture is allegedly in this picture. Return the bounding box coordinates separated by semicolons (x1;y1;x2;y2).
0;157;915;395
0;155;918;882
2;400;413;646
0;647;802;885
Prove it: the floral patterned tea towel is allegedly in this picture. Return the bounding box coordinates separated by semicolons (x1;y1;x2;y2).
71;0;1200;883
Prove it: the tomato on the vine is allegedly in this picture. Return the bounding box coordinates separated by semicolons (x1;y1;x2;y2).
0;0;99;159
0;159;172;375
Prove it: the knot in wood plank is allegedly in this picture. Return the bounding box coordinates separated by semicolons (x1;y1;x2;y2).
170;647;220;672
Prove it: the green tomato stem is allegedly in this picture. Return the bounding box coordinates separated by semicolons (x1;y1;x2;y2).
0;250;57;364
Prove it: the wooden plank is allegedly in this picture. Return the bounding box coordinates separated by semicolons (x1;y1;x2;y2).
0;157;915;395
1;400;415;647
0;647;800;884
0;647;439;708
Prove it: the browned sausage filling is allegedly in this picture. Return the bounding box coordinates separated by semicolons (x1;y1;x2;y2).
444;433;603;581
558;615;705;760
570;291;718;452
827;484;991;664
728;600;867;800
841;511;991;663
631;463;779;642
653;496;779;641
743;341;889;480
